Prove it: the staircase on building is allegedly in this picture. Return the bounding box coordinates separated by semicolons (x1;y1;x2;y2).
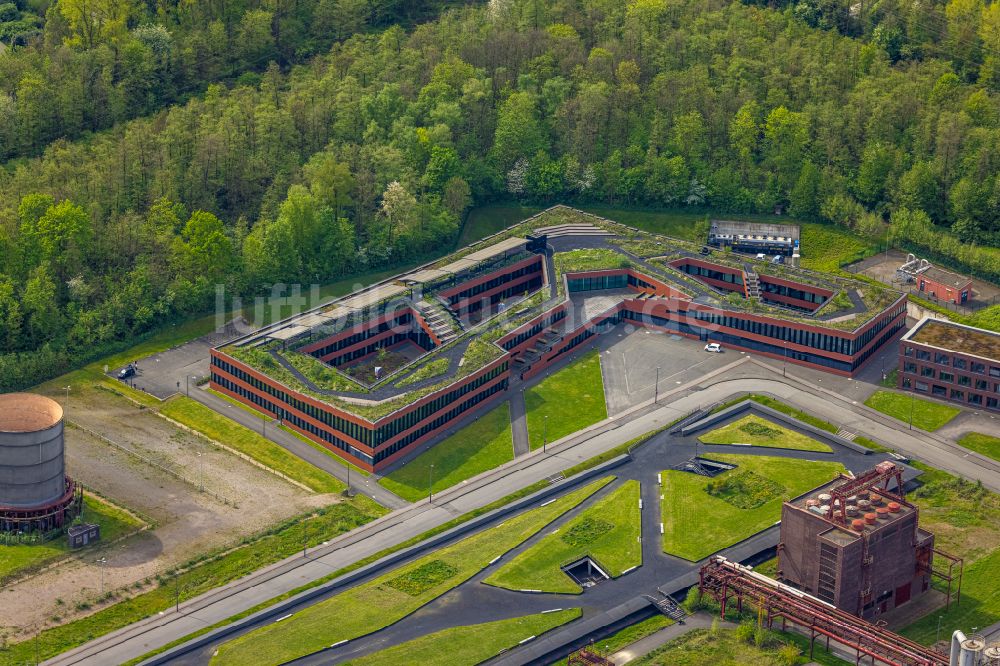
415;299;460;344
534;223;612;238
743;263;761;300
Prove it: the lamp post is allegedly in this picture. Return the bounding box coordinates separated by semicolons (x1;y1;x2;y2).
64;385;71;402
909;393;915;430
543;415;548;453
197;452;204;492
428;463;435;503
936;615;943;643
185;375;190;396
654;366;660;404
98;557;107;597
783;341;788;378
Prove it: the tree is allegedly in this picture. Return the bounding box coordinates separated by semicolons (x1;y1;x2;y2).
729;101;760;180
790;161;822;220
303;154;355;221
423;146;461;191
442;176;472;217
59;0;135;49
763;106;809;193
173;211;234;284
36;200;92;282
22;264;60;345
491;92;547;172
380;181;417;245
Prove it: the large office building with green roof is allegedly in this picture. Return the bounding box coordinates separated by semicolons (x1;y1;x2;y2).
209;206;906;471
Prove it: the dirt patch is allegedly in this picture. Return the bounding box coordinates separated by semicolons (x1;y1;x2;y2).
0;383;331;639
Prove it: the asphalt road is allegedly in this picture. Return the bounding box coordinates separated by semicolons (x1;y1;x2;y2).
46;351;1000;666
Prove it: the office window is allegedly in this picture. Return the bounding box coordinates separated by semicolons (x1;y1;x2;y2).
958;375;971;387
921;366;935;378
969;393;983;405
935;353;950;365
977;379;990;391
950;389;964;401
932;385;947;397
972;362;986;374
939;372;954;383
953;358;967;370
916;350;931;361
904;347;913;357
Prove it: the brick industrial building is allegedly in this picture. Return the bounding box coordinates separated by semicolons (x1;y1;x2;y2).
898;255;973;305
777;462;958;619
209;207;906;472
898;317;1000;412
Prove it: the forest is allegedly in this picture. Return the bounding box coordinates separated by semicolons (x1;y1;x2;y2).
0;0;999;390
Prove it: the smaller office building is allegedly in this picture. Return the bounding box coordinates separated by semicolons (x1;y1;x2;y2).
707;220;800;257
898;317;1000;412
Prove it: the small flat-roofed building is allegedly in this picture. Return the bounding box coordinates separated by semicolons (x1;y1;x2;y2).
897;255;972;305
778;463;934;619
898;316;1000;411
707;220;800;257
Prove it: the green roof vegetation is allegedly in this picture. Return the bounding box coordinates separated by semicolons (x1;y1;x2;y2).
661;454;844;561
279;350;367;393
698;414;833;453
378;401;514;502
553;248;632;274
631;626;848;666
863;390;961;432
347;609;582;666
525;350;608;450
394;356;450;387
210;476;613;666
484;480;642;593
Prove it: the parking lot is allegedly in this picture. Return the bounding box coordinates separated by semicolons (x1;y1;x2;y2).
597;328;735;414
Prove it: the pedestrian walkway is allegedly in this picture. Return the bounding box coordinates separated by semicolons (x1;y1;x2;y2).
609;613;721;665
510;390;530;456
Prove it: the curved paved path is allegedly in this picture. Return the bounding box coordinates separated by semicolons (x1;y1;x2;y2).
44;355;1000;666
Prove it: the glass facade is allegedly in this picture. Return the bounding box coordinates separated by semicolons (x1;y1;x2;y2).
567;274;628;292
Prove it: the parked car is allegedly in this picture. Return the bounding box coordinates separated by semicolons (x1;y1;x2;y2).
118;366;135;380
771;254;785;264
755;253;766;260
704;343;723;353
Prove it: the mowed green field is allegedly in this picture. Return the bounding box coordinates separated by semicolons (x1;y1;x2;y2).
485;480;642;593
379;402;513;502
698;414;832;453
210;476;614;666
661;454;844;561
864;390;961;431
0;495;145;581
346;609;582;666
525;350;607;450
160;397;344;494
958;432;1000;463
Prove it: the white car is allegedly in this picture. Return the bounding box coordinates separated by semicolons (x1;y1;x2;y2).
704;343;723;353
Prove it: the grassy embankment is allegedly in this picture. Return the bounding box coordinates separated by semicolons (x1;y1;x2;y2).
525;350;607;451
210;476;614;666
379;402;513;502
485;479;641;593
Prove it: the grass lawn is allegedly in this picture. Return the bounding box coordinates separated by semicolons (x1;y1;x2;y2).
698;414;832;453
549;614;674;666
632;627;850;666
0;500;384;664
379;402;513;502
485;480;642;593
864;390;961;431
798;222;877;274
900;548;1000;644
210;476;614;666
525;350;607;450
958;432;1000;463
0;495;145;581
160;397;344;494
347;609;581;666
661;454;844;561
899;465;1000;642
